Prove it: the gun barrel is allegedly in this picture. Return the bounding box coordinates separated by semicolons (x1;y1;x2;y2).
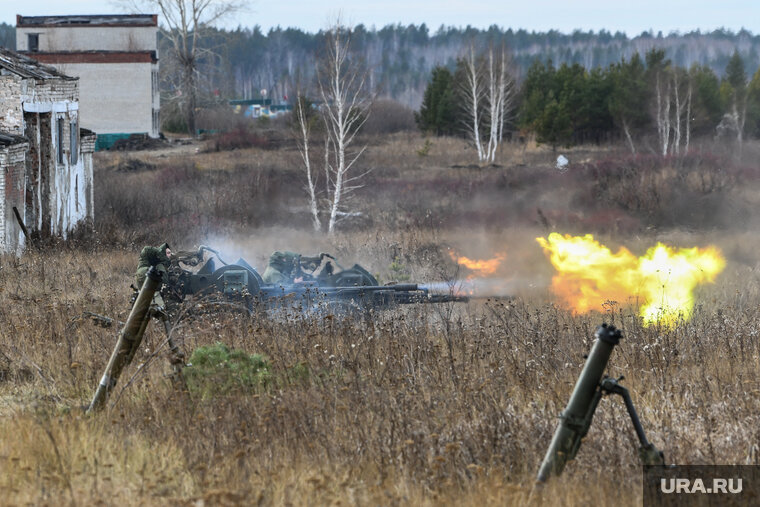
260;282;469;306
536;323;622;482
325;284;420;292
87;266;162;413
424;294;469;303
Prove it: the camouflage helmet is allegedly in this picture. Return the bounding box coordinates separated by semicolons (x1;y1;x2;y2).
269;251;299;274
158;242;172;263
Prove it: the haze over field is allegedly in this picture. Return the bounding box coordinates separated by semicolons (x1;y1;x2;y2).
3;0;759;35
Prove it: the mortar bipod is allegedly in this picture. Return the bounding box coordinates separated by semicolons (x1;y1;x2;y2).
598;375;665;466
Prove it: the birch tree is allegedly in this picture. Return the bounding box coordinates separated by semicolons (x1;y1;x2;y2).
459;45;486;161
645;49;692;157
653;68;693;156
671;68;692;156
653;70;693;157
293;95;321;231
124;0;243;135
317;24;372;235
484;45;514;161
458;44;514;163
646;50;670;155
655;72;672;156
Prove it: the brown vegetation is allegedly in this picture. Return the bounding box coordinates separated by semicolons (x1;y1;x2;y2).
1;132;760;505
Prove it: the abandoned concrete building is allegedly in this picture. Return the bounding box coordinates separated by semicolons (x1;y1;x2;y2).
16;14;160;149
0;47;95;254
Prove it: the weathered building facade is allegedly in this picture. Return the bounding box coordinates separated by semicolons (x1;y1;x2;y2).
0;47;95;254
16;14;160;148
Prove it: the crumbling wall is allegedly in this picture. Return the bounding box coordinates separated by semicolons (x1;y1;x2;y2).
19;77;85;239
0;142;29;253
0;49;94;253
81;131;96;222
0;76;24;134
51;110;89;237
20;78;79;105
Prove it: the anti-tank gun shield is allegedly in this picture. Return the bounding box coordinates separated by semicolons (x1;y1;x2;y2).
316;263;378;287
209;265;262;298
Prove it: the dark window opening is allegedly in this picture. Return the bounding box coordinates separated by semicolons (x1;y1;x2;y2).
70;120;78;165
56;117;64;165
28;34;39;52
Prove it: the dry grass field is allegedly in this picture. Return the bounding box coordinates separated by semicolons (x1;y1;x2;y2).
2;131;760;505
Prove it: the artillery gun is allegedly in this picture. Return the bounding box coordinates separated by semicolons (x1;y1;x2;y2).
165;246;467;314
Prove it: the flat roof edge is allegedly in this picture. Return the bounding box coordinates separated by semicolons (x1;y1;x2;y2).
16;14;158;28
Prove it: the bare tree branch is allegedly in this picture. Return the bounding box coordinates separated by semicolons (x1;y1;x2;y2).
121;0;244;134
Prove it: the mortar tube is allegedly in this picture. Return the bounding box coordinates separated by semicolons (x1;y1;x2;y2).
536;323;622;482
87;266;163;413
124;310;152;368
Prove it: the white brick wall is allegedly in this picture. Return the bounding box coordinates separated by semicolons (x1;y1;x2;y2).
50;62;153;134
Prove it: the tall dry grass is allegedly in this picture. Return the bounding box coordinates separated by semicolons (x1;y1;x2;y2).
1;241;760;505
2;134;760;504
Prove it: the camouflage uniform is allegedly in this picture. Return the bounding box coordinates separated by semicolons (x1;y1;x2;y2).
135;242;171;312
262;251;323;285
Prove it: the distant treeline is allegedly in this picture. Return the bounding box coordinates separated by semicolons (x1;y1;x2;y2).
419;47;760;151
195;24;760;110
0;23;13;49
2;21;760;110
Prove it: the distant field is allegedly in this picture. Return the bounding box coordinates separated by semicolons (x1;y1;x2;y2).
1;132;759;505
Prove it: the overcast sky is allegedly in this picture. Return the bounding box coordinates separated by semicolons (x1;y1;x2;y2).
2;0;759;36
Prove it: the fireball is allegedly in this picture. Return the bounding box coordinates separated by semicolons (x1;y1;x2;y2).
536;233;725;326
449;251;506;277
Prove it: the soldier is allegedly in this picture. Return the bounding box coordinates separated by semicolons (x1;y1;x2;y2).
135;242;172;315
262;251;333;285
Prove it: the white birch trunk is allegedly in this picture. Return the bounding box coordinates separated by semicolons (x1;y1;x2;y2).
485;49;498;162
673;72;681;156
462;46;485;161
655;74;664;155
295;97;321;231
317;24;371;235
622;118;636;154
685;84;692;154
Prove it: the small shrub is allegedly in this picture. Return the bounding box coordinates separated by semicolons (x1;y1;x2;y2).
207;126;269;151
363;99;417;135
417;139;432;157
160;100;188;134
183;343;271;398
286;361;311;385
388;256;412;282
